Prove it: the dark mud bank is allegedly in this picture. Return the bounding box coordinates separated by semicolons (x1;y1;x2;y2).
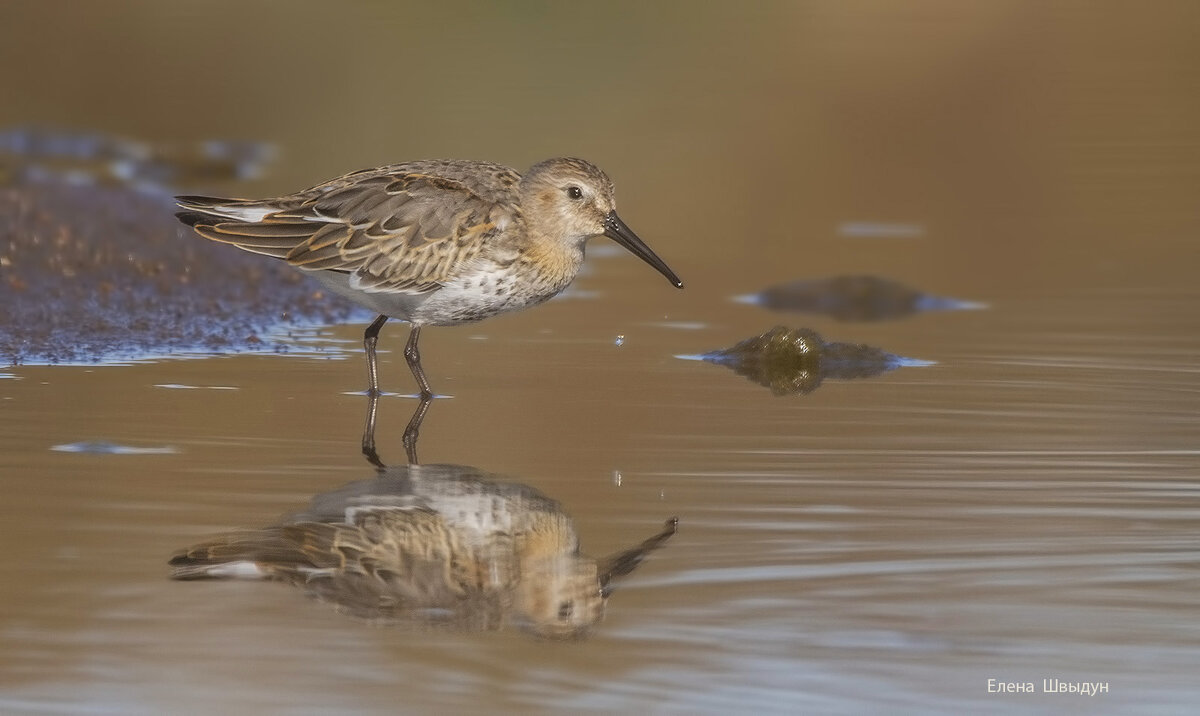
0;181;363;364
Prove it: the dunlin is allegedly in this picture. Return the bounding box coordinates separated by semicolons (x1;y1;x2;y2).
170;464;678;638
176;157;683;396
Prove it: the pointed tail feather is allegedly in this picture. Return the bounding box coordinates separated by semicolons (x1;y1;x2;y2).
168;529;301;581
175;195;278;223
175;209;217;228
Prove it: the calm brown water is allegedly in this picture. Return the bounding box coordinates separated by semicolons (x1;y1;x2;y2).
3;3;1199;714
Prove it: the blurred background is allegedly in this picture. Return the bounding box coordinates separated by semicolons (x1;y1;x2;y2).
2;2;1199;713
6;1;1197;289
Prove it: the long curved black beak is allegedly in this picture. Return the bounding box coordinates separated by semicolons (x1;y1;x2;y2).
603;211;684;288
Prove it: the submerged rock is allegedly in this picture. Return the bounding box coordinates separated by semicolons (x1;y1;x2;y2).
738;275;985;321
696;325;930;395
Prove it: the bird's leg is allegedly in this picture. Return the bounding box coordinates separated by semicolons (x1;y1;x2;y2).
404;324;434;399
360;390;385;469
402;392;433;465
363;314;389;396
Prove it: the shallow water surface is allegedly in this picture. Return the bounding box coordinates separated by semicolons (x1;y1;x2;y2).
3;254;1196;714
3;3;1200;714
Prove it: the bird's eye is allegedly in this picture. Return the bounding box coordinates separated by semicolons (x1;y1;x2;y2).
566;186;583;200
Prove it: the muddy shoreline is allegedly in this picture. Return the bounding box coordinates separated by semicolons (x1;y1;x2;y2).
0;180;365;365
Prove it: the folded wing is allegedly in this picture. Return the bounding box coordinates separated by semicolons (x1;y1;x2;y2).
177;167;514;294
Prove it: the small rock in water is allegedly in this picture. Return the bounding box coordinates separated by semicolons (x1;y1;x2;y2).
697;326;928;395
738;275;985;322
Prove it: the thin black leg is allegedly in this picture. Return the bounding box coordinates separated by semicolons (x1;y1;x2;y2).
360;391;385;469
402;393;433;465
363;314;389;396
403;324;433;399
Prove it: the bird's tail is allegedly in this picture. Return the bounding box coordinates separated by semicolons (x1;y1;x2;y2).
175;195;279;224
168;528;297;581
174;195;318;259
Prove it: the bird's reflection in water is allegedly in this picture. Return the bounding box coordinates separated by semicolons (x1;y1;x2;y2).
170;395;676;639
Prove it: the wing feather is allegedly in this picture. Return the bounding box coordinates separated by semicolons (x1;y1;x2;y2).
176;163;519;294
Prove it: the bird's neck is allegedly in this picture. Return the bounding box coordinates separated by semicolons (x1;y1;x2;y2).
519;232;585;289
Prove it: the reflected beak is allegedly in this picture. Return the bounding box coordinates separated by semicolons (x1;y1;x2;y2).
596;516;680;598
602;211;684;288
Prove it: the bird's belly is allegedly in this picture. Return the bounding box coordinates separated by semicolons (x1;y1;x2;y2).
412;270;568;326
305;263;572;326
307;270;428;319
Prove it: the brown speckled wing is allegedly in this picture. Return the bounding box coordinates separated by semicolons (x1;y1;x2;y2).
179;162;520;294
277;507;483;615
